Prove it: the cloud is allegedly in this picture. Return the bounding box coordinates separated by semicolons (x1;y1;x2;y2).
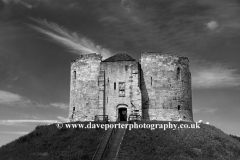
193;107;218;114
192;61;240;89
99;16;120;23
3;0;33;9
200;0;240;34
0;90;69;111
0;131;29;135
0;90;22;103
57;116;69;122
95;0;215;53
121;0;136;12
17;0;33;9
28;17;112;59
3;0;240;53
0;90;39;107
206;21;219;30
50;103;68;110
0;119;57;126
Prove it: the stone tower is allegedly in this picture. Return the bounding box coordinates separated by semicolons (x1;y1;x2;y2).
140;52;193;121
100;53;142;121
69;52;193;122
69;53;102;121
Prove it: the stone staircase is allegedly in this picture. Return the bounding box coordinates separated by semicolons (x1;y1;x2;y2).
92;128;114;160
92;122;127;160
104;122;127;160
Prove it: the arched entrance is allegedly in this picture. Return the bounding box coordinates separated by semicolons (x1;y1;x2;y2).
117;104;128;121
118;108;127;121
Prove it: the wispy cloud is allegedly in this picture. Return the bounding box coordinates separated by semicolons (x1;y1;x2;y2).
192;61;240;89
0;131;29;135
200;0;240;34
121;0;136;12
3;0;33;9
28;17;112;59
0;90;36;108
57;116;69;122
193;107;218;114
18;1;33;9
50;103;68;110
206;21;219;30
0;90;22;103
0;119;57;126
0;91;42;108
0;117;69;126
0;90;68;110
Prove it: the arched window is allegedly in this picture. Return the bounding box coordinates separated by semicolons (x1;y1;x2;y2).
177;67;180;80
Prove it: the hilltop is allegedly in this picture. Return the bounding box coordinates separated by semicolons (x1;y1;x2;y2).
0;121;240;160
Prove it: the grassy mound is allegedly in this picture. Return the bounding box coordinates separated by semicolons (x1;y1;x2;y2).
1;121;240;160
0;122;105;160
117;121;240;160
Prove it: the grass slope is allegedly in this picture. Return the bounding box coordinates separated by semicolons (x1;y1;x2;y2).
117;122;240;160
1;121;240;160
0;123;105;160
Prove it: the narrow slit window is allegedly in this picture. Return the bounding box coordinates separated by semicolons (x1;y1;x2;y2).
107;97;108;103
114;82;116;90
151;77;152;85
74;71;76;79
177;67;180;80
73;107;75;112
178;105;180;110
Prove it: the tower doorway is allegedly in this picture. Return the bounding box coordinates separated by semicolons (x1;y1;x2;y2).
118;108;127;121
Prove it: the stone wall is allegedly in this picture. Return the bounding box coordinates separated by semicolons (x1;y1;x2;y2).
69;53;102;121
101;61;142;121
140;53;193;121
69;52;193;122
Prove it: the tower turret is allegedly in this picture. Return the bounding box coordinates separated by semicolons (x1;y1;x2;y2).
69;53;102;121
140;52;193;121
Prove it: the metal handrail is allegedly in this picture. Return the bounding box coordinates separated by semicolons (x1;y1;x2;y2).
92;128;107;160
95;115;109;122
101;123;116;159
128;114;142;121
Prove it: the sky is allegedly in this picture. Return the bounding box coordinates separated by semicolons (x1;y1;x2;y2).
0;0;240;147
